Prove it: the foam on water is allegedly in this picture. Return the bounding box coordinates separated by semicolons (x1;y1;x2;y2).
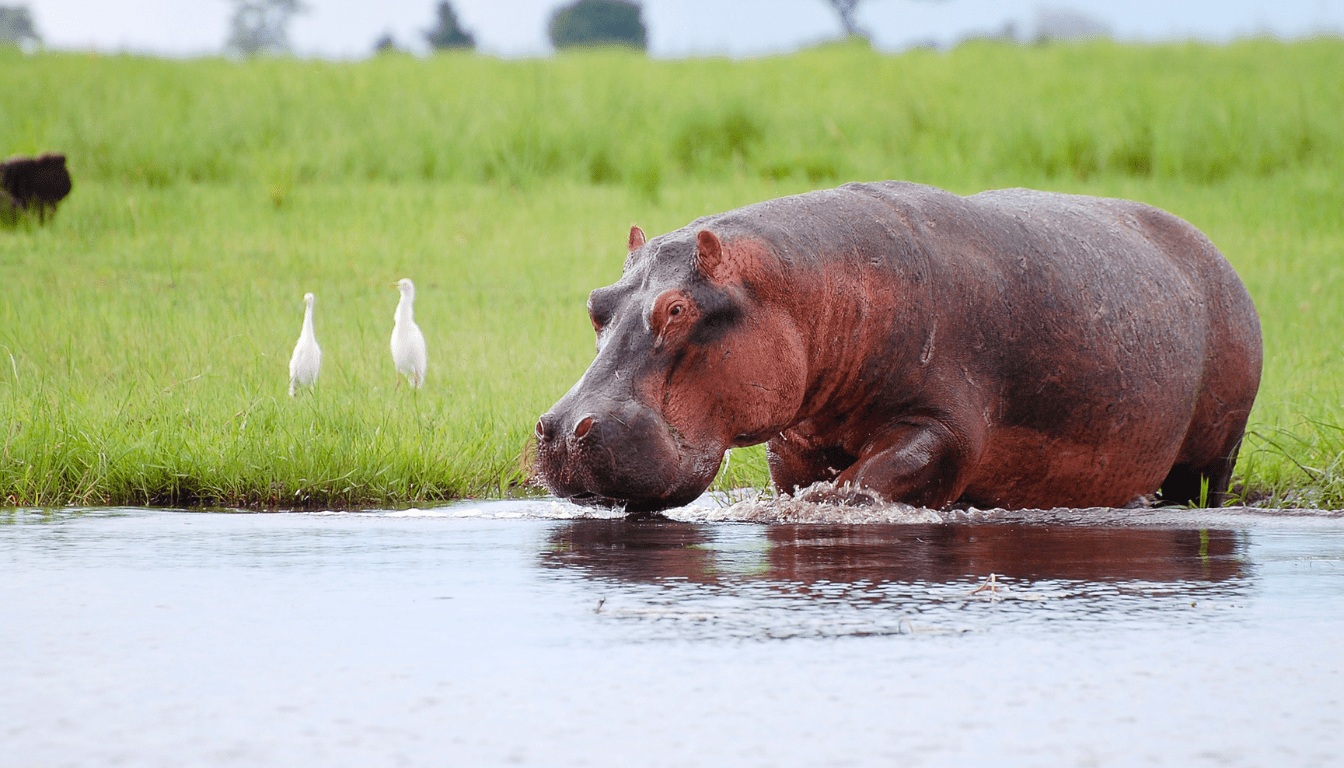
292;478;1344;528
270;490;1344;529
676;498;1344;528
10;488;1340;528
684;504;1343;529
668;481;1344;527
300;501;628;521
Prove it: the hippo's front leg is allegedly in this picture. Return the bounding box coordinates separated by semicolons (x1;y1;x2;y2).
835;419;982;509
766;432;857;496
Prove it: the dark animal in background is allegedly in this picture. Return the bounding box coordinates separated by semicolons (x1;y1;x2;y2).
1;153;73;224
535;181;1263;514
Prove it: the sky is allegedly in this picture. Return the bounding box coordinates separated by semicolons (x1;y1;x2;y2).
17;0;1344;59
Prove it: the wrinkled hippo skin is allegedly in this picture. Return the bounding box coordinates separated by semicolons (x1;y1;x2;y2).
535;181;1262;513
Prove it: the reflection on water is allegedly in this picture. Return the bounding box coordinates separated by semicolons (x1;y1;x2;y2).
540;521;1252;640
544;521;1246;583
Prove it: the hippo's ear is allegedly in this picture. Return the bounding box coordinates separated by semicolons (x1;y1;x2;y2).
694;229;727;282
628;225;646;252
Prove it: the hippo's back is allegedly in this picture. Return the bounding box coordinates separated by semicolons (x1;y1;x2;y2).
952;186;1261;506
832;182;1262;507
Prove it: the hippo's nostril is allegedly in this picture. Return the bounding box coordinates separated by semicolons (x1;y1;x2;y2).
574;416;594;439
536;414;558;442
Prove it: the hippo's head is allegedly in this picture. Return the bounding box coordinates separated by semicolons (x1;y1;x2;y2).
535;225;806;513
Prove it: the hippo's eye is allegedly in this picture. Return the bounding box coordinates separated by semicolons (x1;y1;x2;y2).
650;291;698;347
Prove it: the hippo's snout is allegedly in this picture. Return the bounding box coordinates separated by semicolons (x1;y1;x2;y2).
534;398;706;512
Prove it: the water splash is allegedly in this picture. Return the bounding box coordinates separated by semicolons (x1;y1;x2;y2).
262;481;1344;527
671;481;943;524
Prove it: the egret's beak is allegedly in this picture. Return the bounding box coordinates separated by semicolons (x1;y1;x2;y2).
389;282;399;289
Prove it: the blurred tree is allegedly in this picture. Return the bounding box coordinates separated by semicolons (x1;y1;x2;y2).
373;31;400;55
424;1;475;50
825;0;865;38
549;0;646;51
0;4;40;47
226;0;306;56
822;0;949;42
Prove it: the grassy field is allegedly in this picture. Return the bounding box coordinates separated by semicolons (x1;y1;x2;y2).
1;39;1341;509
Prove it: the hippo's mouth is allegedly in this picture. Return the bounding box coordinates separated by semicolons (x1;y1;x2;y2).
556;486;707;515
535;438;718;514
534;394;723;514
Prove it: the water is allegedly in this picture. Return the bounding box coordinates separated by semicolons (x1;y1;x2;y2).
3;499;1342;767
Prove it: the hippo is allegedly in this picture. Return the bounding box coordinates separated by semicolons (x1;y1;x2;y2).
534;181;1262;513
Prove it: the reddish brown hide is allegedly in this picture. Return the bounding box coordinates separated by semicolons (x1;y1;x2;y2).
534;181;1262;513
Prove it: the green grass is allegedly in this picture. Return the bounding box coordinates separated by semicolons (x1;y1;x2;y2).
5;38;1342;190
1;39;1341;508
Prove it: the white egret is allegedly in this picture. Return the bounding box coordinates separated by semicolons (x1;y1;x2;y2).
390;278;428;389
288;292;321;397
